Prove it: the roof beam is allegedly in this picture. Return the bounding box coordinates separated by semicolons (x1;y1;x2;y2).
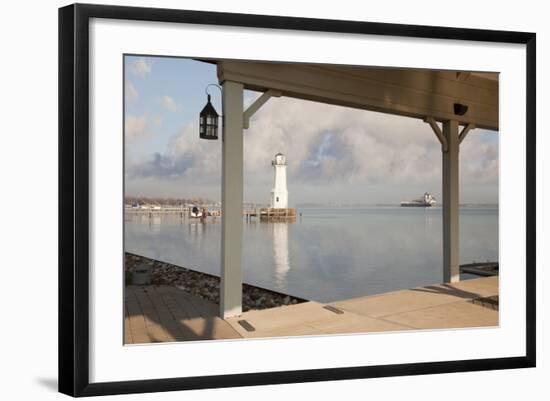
456;71;471;81
218;61;499;130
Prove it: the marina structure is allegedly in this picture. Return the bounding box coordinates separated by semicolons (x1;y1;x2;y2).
124;205;221;218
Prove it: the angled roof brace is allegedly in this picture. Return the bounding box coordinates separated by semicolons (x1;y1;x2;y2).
424;116;448;152
243;89;282;129
459;123;476;145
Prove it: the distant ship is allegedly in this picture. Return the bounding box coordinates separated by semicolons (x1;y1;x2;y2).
400;192;437;207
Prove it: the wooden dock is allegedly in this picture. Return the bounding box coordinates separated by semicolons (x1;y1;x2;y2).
125;207;191;216
244;207;296;222
125;276;498;344
460;262;499;277
126;206;296;221
125;285;240;343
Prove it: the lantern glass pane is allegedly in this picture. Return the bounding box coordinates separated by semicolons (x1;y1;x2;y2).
206;126;217;138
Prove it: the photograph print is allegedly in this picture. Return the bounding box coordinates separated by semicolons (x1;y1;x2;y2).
123;55;499;344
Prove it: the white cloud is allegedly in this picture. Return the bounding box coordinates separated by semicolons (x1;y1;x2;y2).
460;133;499;184
126;96;498;203
243;97;498;189
127;121;221;181
128;58;152;78
125;115;156;142
125;80;138;101
161;95;179;112
242;97;442;185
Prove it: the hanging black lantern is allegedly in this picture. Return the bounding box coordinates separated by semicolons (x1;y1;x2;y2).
199;94;219;140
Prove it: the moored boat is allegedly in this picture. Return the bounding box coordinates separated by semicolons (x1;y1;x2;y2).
189;205;203;218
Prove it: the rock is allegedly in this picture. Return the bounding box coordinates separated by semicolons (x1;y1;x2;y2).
125;252;305;311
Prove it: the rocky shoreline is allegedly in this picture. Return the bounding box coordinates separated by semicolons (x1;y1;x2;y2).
125;253;306;312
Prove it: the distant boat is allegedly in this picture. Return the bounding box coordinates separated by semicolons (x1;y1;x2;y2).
400;192;437;207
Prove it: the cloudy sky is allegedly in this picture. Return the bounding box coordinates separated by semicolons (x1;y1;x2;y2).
124;56;499;205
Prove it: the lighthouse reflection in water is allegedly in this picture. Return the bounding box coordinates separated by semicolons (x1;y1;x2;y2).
272;222;290;287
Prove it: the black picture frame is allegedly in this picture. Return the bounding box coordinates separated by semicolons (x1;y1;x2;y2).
58;3;536;397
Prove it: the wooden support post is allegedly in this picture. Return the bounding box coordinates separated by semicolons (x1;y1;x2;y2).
442;119;460;283
220;81;244;319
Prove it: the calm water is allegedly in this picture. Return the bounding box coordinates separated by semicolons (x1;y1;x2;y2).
125;207;498;303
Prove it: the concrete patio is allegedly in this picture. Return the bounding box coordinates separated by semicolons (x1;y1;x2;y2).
124;276;498;344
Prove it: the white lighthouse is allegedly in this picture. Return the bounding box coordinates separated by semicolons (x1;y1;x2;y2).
270;153;288;209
